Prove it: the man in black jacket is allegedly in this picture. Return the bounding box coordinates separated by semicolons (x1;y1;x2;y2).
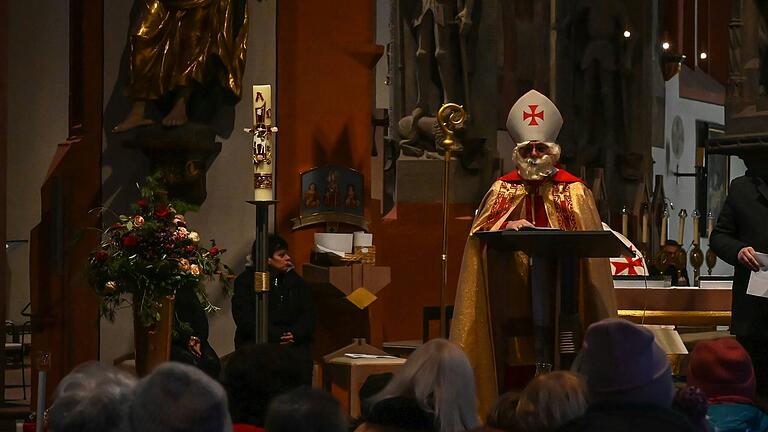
710;152;768;397
232;235;316;385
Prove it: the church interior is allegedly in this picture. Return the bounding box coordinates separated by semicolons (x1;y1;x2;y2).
3;0;768;431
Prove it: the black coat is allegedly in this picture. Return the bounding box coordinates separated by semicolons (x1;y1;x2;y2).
232;268;316;349
557;404;699;432
710;174;768;336
361;396;436;432
171;287;221;378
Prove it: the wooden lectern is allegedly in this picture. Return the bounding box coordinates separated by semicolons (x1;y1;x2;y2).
475;229;631;370
302;263;390;360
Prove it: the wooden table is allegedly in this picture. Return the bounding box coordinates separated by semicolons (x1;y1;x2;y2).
324;356;406;418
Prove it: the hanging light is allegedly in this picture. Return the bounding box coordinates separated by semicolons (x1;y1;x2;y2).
662;41;671;50
623;30;631;38
700;52;708;60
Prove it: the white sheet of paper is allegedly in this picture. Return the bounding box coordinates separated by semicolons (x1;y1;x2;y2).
746;252;768;298
344;353;399;359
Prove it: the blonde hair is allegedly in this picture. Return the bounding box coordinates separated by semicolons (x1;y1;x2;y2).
515;371;588;432
486;391;521;431
369;338;480;432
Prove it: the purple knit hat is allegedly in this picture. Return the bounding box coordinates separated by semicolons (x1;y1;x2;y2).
575;318;675;407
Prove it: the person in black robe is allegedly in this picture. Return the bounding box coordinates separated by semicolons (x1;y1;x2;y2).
171;286;221;379
710;152;768;397
232;234;316;385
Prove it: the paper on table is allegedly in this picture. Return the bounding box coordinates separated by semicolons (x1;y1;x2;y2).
517;226;560;231
746;252;768;298
344;353;399;359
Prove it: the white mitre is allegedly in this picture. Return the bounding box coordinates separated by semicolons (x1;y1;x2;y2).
506;90;563;145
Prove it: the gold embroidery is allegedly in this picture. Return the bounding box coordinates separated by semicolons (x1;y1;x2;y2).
553;183;578;231
481;184;517;230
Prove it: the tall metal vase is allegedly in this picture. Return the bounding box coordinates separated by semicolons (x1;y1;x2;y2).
133;294;175;376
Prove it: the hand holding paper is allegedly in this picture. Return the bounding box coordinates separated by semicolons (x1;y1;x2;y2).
745;252;768;298
739;246;763;272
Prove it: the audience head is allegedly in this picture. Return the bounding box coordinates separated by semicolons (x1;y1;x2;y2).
741;153;768;175
574;318;675;407
126;361;231;432
515;371;588;432
371;338;480;432
49;361;136;432
223;343;304;426
688;337;756;403
486;391;523;432
358;372;393;420
672;385;709;430
265;387;347;432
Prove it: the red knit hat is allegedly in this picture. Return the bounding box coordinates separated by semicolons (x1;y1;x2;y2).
688;338;756;402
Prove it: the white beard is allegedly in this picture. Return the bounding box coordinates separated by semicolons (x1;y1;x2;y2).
516;156;556;180
513;152;558;181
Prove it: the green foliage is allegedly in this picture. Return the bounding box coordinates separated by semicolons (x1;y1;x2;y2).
87;176;231;327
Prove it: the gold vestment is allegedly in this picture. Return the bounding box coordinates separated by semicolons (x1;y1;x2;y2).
128;0;248;100
449;175;617;415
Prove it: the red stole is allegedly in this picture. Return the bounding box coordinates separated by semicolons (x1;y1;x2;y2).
498;169;584;228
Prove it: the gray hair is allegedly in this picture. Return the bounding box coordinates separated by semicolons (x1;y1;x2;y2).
49;361;136;432
126;362;232;432
370;338;480;432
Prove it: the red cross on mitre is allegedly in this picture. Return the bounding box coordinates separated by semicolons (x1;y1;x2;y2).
610;255;646;276
523;104;544;126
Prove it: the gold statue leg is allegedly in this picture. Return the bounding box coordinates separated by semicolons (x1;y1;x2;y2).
162;87;191;127
112;100;155;133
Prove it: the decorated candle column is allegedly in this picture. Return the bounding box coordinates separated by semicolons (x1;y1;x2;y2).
245;85;278;201
244;85;278;343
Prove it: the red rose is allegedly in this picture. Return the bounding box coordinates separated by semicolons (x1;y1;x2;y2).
122;234;139;247
137;199;148;208
186;245;195;252
209;246;219;255
94;250;109;263
154;205;171;218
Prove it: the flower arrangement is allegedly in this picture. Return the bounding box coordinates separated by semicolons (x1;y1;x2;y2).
87;175;231;327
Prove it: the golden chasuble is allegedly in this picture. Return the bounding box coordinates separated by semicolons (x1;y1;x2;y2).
449;174;617;416
128;0;248;100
